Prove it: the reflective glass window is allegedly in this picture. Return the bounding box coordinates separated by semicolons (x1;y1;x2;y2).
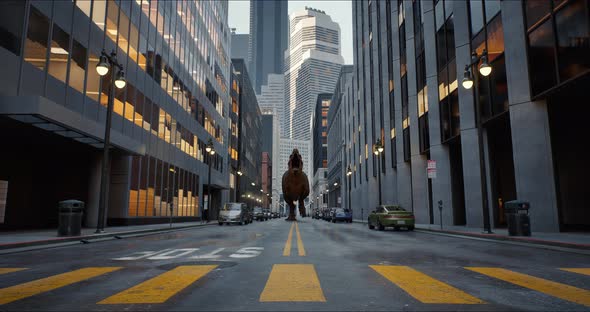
106;0;119;43
24;7;50;70
92;0;107;30
47;24;71;84
117;11;130;55
69;39;87;94
528;21;557;96
469;0;484;36
485;0;501;22
0;1;25;55
86;52;100;101
525;0;551;31
555;0;590;81
75;0;92;18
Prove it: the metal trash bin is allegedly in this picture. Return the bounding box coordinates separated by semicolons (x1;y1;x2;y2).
58;200;85;236
505;200;531;236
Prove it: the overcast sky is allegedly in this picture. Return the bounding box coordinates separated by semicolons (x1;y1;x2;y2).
228;0;353;65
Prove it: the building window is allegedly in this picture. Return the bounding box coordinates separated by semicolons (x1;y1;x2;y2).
0;1;26;56
69;39;87;94
436;1;458;143
47;24;71;84
24;6;50;71
86;52;101;101
75;0;92;18
525;0;590;97
92;0;107;30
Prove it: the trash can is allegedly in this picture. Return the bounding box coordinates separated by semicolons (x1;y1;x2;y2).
505;200;531;236
58;200;85;236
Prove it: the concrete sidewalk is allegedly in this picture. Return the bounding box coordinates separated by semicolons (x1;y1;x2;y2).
0;221;214;251
353;219;590;250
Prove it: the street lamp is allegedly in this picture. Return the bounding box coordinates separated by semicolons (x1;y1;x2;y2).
346;165;352;212
235;167;242;202
373;139;384;206
95;49;126;233
462;48;493;234
205;139;215;223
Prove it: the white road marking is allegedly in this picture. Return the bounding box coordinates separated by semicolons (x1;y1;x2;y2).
229;247;264;258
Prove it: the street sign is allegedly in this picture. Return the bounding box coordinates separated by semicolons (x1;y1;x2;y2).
427;160;437;179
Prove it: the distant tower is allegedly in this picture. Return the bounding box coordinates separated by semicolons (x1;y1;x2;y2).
284;8;344;141
249;0;288;93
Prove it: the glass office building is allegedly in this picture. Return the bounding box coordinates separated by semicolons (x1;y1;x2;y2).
0;0;231;228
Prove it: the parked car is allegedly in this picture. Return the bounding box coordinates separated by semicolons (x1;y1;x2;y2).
219;203;249;226
272;211;279;218
253;207;266;221
331;208;353;223
322;208;333;221
368;205;415;231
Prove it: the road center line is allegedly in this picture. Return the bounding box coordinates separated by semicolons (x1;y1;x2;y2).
295;222;306;256
283;222;295;256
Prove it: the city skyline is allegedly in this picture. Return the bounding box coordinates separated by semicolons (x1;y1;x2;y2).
228;0;353;64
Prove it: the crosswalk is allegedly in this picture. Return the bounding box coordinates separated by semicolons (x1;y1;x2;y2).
0;265;588;307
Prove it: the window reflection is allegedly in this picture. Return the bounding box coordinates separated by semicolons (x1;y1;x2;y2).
69;39;87;94
92;0;106;30
106;0;119;43
47;24;70;83
24;7;50;70
86;52;101;101
75;0;91;18
0;1;26;56
528;21;557;95
555;0;590;81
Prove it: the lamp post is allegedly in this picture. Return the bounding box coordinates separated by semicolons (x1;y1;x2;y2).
235;167;243;202
95;49;126;233
373;139;384;206
168;166;176;228
346;165;352;212
462;48;493;234
205;139;215;223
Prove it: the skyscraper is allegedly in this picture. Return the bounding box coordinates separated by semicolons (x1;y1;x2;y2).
249;0;288;93
284;8;344;141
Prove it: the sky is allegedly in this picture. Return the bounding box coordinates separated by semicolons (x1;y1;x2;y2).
228;0;353;64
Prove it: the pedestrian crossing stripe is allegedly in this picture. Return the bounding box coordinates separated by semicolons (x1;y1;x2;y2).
466;267;590;307
0;267;122;305
0;268;27;275
259;264;326;302
98;265;217;304
370;265;485;304
560;268;590;277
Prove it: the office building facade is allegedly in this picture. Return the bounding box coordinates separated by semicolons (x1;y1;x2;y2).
231;59;262;208
0;0;231;229
312;93;331;210
347;0;589;232
249;0;288;93
327;65;353;209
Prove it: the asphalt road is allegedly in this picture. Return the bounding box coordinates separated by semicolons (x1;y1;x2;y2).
0;218;589;311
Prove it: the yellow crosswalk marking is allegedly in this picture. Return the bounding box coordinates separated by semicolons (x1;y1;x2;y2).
560;268;590;277
295;222;306;256
467;267;590;307
370;265;484;304
0;268;27;275
283;222;295;256
0;267;121;305
259;264;326;302
98;265;217;304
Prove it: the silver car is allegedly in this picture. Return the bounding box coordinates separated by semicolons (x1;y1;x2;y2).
219;203;248;225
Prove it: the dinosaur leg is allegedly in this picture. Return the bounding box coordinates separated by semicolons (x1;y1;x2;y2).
298;198;306;218
286;200;297;221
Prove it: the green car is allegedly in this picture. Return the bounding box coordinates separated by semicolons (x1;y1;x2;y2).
368;205;415;231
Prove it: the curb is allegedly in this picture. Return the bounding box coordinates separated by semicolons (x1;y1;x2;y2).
0;222;215;251
415;227;590;251
352;219;590;251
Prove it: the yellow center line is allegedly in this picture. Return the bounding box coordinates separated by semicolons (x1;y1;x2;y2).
0;268;27;275
370;265;485;304
560;268;590;277
467;267;590;307
0;267;122;305
295;222;306;256
283;222;295;256
99;265;217;304
259;264;326;302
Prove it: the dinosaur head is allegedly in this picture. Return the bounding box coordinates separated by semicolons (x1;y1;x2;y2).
289;148;303;171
